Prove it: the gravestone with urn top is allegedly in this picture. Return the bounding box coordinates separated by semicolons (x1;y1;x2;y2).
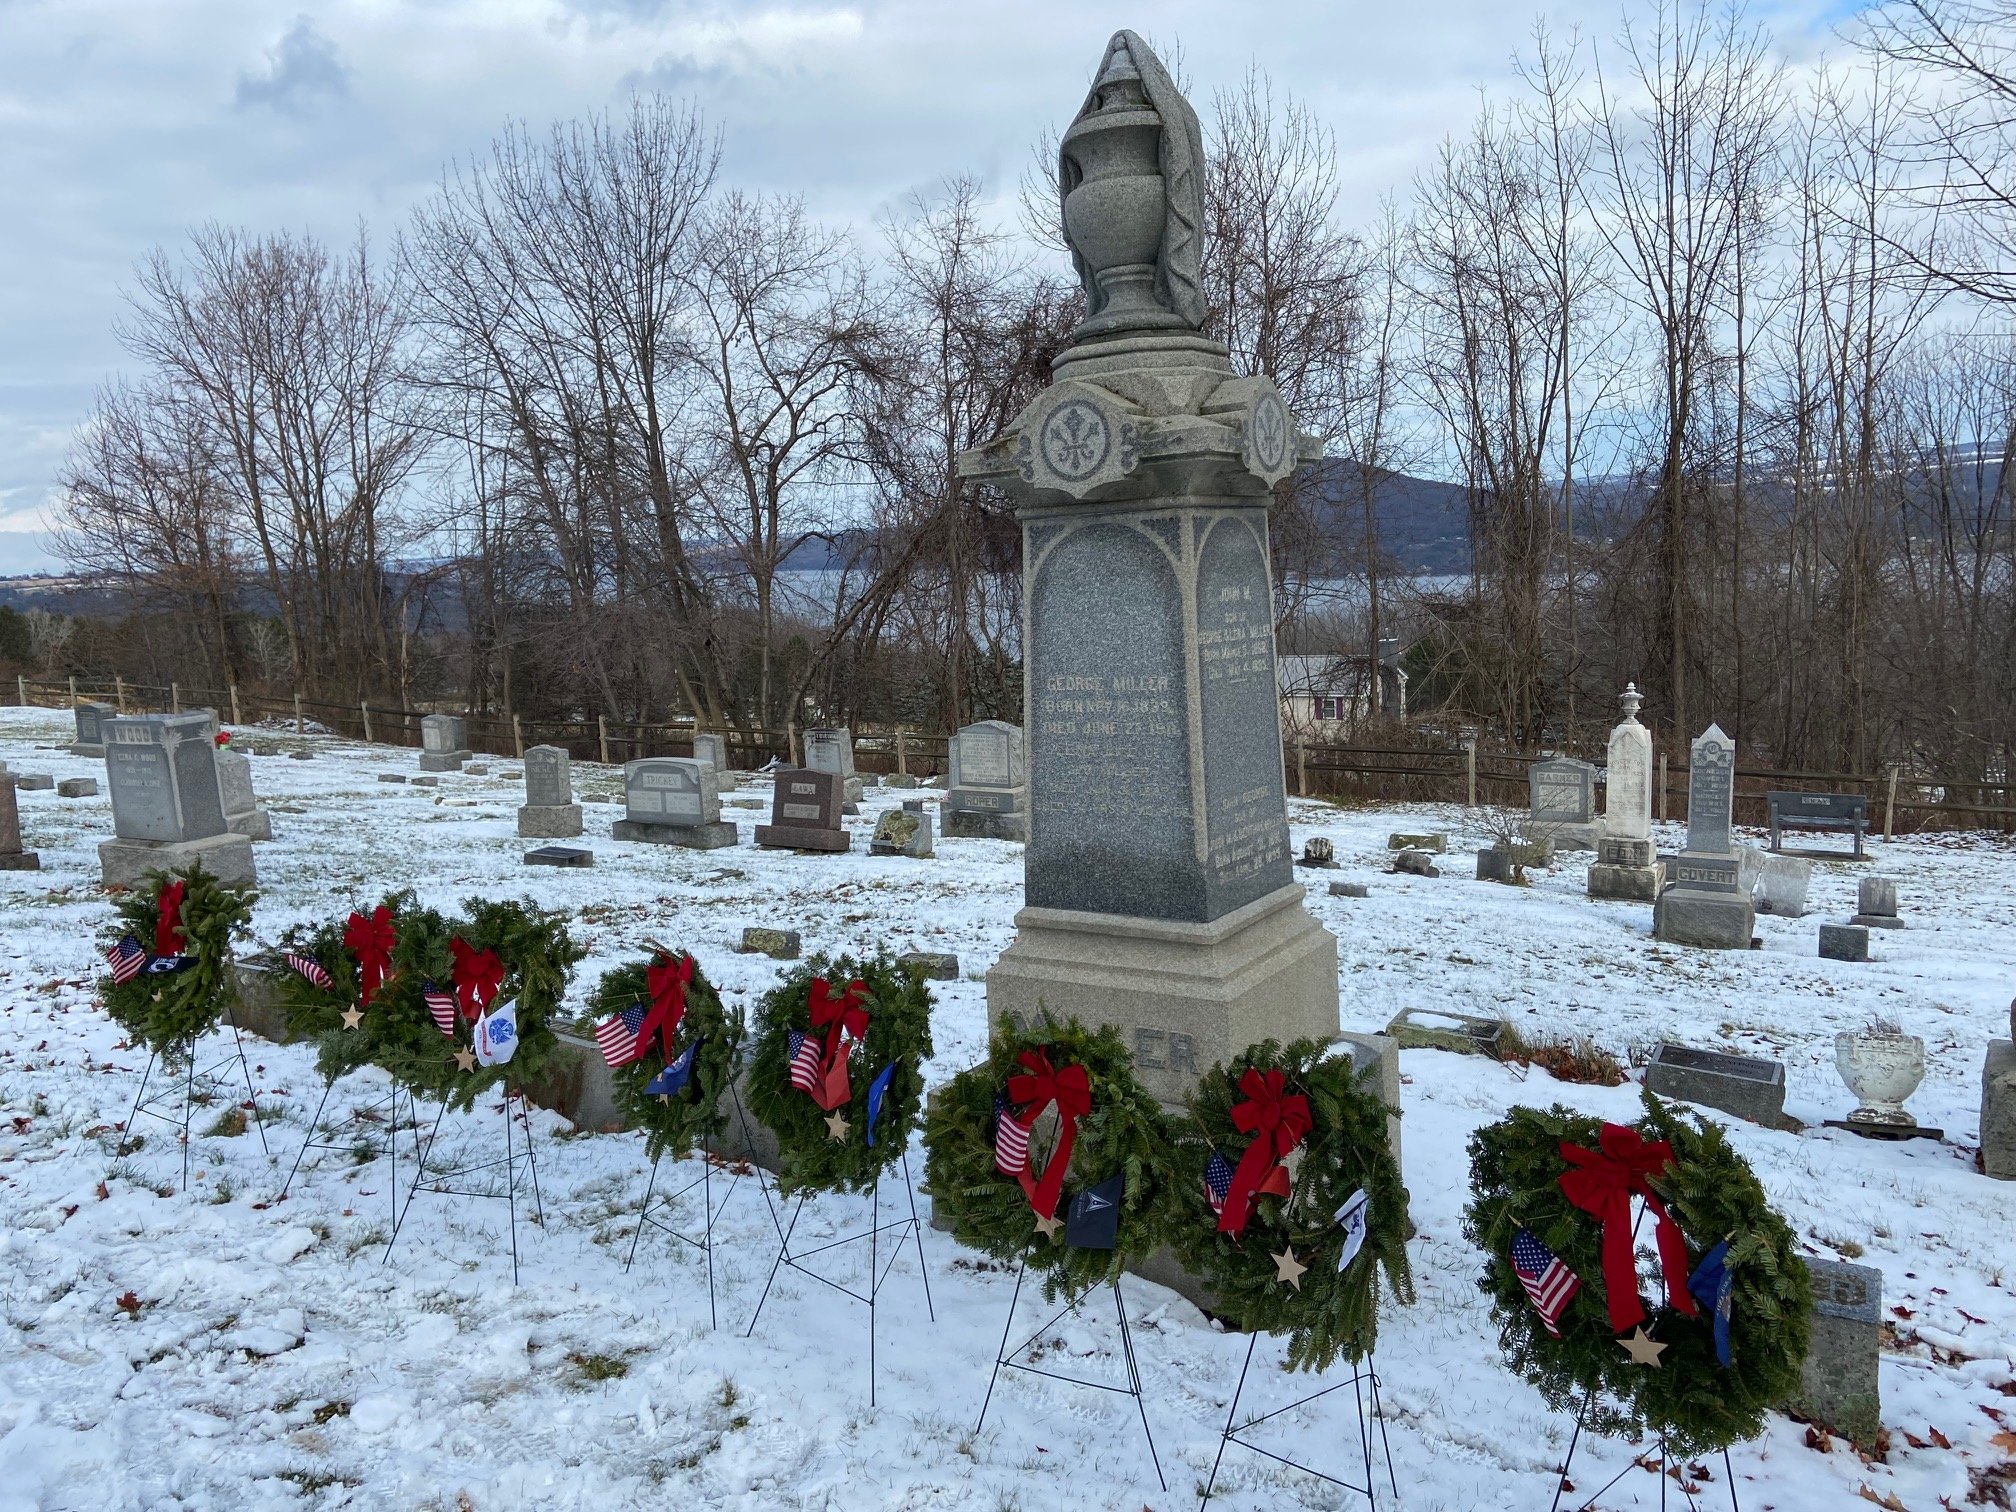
517;745;583;838
958;30;1336;1105
419;715;472;772
944;719;1028;841
1588;685;1664;902
1653;724;1755;949
99;713;256;886
611;758;735;849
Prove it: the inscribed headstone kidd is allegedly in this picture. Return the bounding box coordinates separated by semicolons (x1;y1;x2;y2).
958;29;1336;1105
754;768;849;853
612;758;734;848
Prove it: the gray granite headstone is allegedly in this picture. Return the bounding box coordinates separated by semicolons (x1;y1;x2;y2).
1820;924;1870;962
624;758;716;827
524;745;573;807
72;701;115;753
1644;1043;1787;1126
1982;1039;2016;1180
1685;724;1736;855
1852;876;1902;928
1529;757;1596;825
693;733;728;773
421;714;468;754
105;714;228;843
946;720;1028;840
1793;1260;1882;1442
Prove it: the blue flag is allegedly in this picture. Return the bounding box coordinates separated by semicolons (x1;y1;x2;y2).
1688;1239;1734;1368
864;1062;897;1147
645;1039;700;1099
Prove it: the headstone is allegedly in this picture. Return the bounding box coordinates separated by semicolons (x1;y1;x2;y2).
0;780;40;869
13;774;52;791
1601;683;1654;841
411;774;440;788
1753;853;1813;918
56;777;98;798
738;927;801;960
1334;1031;1403;1173
1393;848;1440;877
1851;876;1902;929
71;701;115;757
377;773;408;785
899;950;959;981
1819;924;1870;962
98;713;255;886
1384;1007;1505;1057
1982;1037;2016;1180
803;727;863;810
870;808;934;858
901;798;926;813
960;30;1336;1106
465;762;490;776
524;844;593;868
1792;1260;1882;1443
1327;880;1368;899
214;747;273;842
886;773;920;790
1653;724;1754;949
692;732;738;790
517;745;583;839
611;758;736;848
753;768;849;853
1589;833;1662;902
1297;837;1337;868
1387;832;1447;853
945;720;1028;841
419;714;471;772
1528;756;1599;848
1644;1043;1788;1127
1476;846;1512;883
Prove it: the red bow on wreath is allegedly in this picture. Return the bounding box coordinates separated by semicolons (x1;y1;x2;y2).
1006;1050;1092;1221
1557;1123;1699;1333
154;880;187;959
802;977;869;1110
637;952;693;1065
343;906;396;1007
1218;1066;1311;1238
449;938;504;1021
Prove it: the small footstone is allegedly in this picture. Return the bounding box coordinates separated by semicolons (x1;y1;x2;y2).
1385;1006;1504;1057
1326;880;1369;899
377;773;408;784
14;774;52;791
1792;1260;1882;1444
899;950;959;981
1475;847;1512;883
411;775;440;788
1644;1043;1788;1128
739;927;801;960
1388;831;1446;853
57;777;98;798
524;845;592;868
288;750;313;761
1819;924;1869;962
1393;848;1439;877
465;762;491;776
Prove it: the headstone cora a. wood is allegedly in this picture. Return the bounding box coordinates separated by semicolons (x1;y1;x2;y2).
944;719;1027;840
1793;1260;1883;1445
71;700;115;757
517;745;583;839
803;727;863;812
611;757;736;848
959;29;1335;1106
1589;685;1664;902
99;712;255;886
1653;723;1755;949
1644;1042;1790;1128
1851;875;1903;929
418;714;472;772
1527;755;1599;848
214;746;273;841
0;779;40;870
738;926;801;959
870;808;934;858
752;768;849;853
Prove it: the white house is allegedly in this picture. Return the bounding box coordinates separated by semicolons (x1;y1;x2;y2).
1277;650;1407;737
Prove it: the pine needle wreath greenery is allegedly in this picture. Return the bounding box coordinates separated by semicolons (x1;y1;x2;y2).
369;896;584;1111
268;891;452;1085
590;948;744;1161
99;864;255;1055
1464;1094;1812;1458
1172;1038;1414;1371
745;950;933;1196
923;1013;1182;1300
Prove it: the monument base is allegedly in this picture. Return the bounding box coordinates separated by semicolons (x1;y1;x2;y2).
0;851;41;870
1589;862;1662;902
611;818;738;849
517;803;584;839
226;809;274;842
419;750;471;772
752;823;849;853
1849;914;1905;930
99;832;256;888
1544;821;1600;851
1653;887;1756;949
985;884;1338;1106
944;809;1027;842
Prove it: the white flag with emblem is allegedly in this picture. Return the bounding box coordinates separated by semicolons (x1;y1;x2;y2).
1335;1188;1370;1272
474;1001;519;1067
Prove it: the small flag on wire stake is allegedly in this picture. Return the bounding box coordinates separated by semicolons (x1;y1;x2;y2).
787;1029;822;1096
284;952;333;990
595;1002;648;1068
1512;1228;1581;1338
105;935;146;986
421;982;458;1037
993;1096;1030;1177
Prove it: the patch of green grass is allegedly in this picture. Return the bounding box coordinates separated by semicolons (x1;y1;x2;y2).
204;1108;247;1139
566;1351;631;1386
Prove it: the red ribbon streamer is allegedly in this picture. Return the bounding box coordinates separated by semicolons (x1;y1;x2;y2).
1557;1124;1700;1333
154;880;187;958
450;938;504;1021
637;952;693;1065
805;978;870;1110
1219;1067;1311;1238
342;906;396;1007
1006;1050;1093;1220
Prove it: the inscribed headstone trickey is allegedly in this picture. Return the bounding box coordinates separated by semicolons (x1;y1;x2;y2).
105;713;228;843
524;745;573;807
625;758;717;827
1686;724;1736;855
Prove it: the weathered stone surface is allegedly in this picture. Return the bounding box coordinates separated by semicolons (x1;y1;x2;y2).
1298;836;1336;868
56;777;98;798
377;773;407;784
1393;848;1439;877
739;927;801;960
1685;724;1737;855
1654;887;1756;950
1601;684;1655;842
420;714;468;754
1588;861;1662;902
1326;880;1368;898
1530;756;1597;832
870;809;933;858
464;762;490;775
754;768;849;852
1645;1043;1788;1127
1385;1006;1504;1057
98;832;255;888
803;729;859;811
0;780;38;870
944;809;1028;842
1820;924;1870;962
1851;875;1902;928
885;773;920;789
517;803;584;839
411;775;439;788
523;745;573;808
1793;1260;1882;1443
948;720;1026;819
71;701;115;755
1982;1040;2016;1180
418;751;467;772
13;774;52;791
899;950;959;981
524;844;593;868
105;713;227;844
1476;847;1512;883
1598;835;1656;867
1506;837;1553;869
1388;832;1447;853
622;757;718;830
1335;1031;1403;1173
611;818;737;849
226;809;274;842
287;749;314;761
1754;853;1813;917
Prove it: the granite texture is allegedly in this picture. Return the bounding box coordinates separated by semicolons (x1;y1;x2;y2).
1982;1040;2016;1180
870;809;934;858
226;810;275;842
1653;887;1756;950
105;714;228;843
98;832;256;888
1793;1260;1882;1443
56;777;98;798
523;745;573;807
417;752;468;772
623;758;718;828
753;769;847;852
610;818;737;849
1685;724;1737;854
13;774;52;791
524;845;593;868
1644;1043;1788;1127
1820;924;1871;962
944;809;1028;842
517;803;584;839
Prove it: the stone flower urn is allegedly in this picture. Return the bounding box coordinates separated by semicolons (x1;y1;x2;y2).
1834;1029;1927;1126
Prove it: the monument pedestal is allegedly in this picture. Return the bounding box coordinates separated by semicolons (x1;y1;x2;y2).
517;802;583;839
419;750;471;773
944;809;1027;842
986;884;1337;1106
1589;836;1663;902
99;832;256;888
226;810;274;842
1653;876;1756;950
751;823;847;853
612;818;737;849
69;743;105;759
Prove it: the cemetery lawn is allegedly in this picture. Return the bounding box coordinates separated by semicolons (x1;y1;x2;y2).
1;704;2011;1511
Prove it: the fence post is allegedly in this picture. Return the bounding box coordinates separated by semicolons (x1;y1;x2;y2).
115;676;126;712
170;681;181;713
361;702;374;744
14;675;24;707
1884;763;1900;843
1657;753;1669;824
787;721;800;766
512;713;525;758
597;714;610;766
229;684;242;725
67;674;77;704
1463;740;1478;808
1294;739;1307;798
293;693;304;736
896;728;909;776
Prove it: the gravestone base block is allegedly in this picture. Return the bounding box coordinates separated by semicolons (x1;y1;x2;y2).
418;751;471;773
1980;1040;2016;1180
517;803;584;839
0;850;42;870
1589;862;1662;902
986;883;1338;1107
1848;913;1905;930
524;845;593;869
98;832;256;889
944;809;1027;842
611;818;738;849
68;743;105;759
751;824;849;853
226;810;274;842
1653;887;1755;950
1544;821;1600;851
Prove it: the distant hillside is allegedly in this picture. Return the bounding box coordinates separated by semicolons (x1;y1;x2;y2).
1306;459;1476;575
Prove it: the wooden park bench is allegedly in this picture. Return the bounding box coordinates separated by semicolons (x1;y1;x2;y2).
1765;790;1869;860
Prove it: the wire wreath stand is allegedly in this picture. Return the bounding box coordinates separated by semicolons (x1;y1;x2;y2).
278;1073;416;1228
974;1252;1167;1494
624;1082;769;1332
382;1085;545;1286
119;1002;272;1190
1199;1330;1396;1508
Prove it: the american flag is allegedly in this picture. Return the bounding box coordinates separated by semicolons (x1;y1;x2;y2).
1204;1148;1236;1215
993;1096;1029;1177
787;1029;822;1095
284;952;333;990
596;1002;648;1068
421;982;458;1037
105;934;146;986
1512;1228;1581;1338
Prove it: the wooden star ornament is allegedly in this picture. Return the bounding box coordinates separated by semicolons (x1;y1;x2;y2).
453;1047;477;1073
1034;1213;1063;1242
340;1006;364;1030
824;1110;850;1142
1618;1327;1666;1368
1272;1247;1308;1290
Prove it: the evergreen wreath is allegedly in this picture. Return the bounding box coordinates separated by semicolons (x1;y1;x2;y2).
99;863;255;1055
268;891;453;1085
744;950;933;1196
367;896;584;1111
923;1012;1182;1300
589;947;744;1161
1464;1095;1812;1458
1172;1038;1414;1372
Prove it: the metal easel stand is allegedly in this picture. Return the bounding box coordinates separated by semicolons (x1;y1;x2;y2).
973;1256;1166;1495
278;1075;414;1226
119;1003;273;1190
744;1147;935;1407
1549;1386;1742;1512
382;1088;545;1286
625;1129;755;1332
1200;1332;1394;1508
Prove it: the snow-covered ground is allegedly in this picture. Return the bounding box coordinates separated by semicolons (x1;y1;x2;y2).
0;703;2011;1511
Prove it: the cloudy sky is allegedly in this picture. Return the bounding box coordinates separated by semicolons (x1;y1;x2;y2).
0;0;1860;573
